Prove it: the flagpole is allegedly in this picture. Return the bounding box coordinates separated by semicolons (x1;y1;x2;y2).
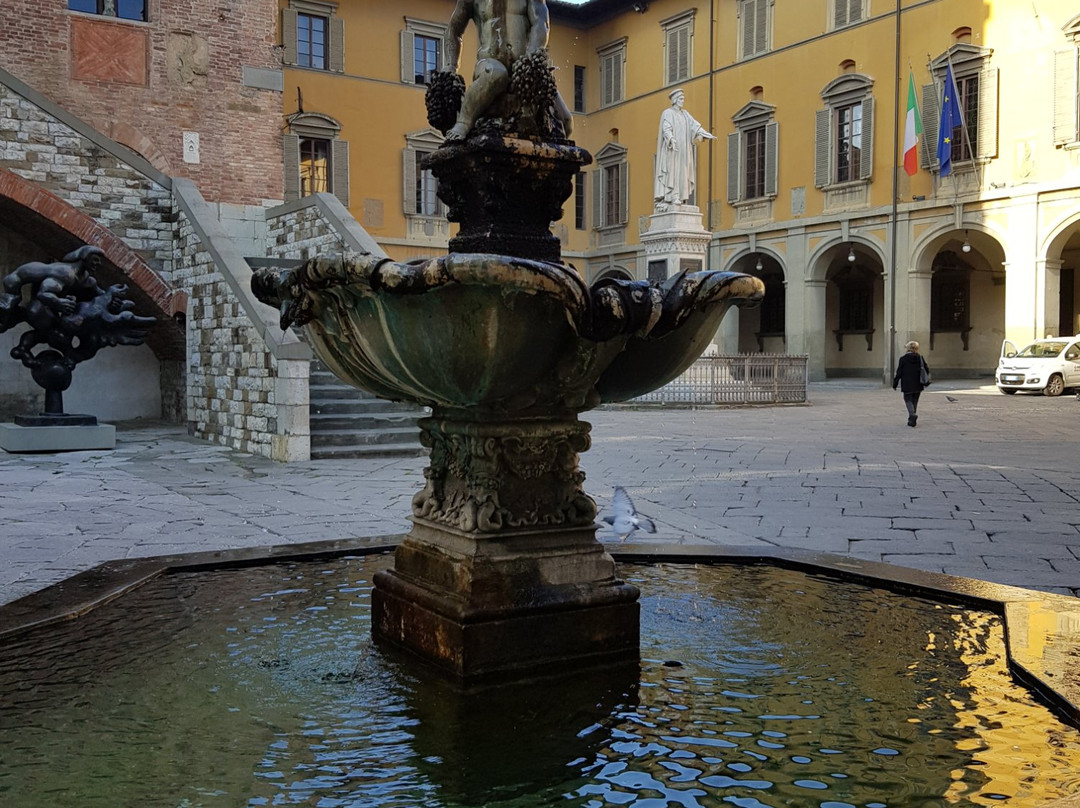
945;51;982;191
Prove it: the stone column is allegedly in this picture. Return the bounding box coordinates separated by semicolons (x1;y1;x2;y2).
804;278;828;381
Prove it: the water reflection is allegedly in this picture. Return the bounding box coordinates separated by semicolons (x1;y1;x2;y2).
1;556;1078;807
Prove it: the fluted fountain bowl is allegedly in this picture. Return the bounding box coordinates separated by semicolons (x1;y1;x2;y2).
253;251;764;416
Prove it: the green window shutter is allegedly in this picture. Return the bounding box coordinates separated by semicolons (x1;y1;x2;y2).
764;121;779;196
666;30;678;85
613;51;623;103
976;67;998;160
618;161;629;225
592;169;603;228
859;96;874;181
331;139;349;207
282;9;298;66
329;17;344;73
850;0;863;22
754;0;768;56
814;108;830;188
727;131;741;203
833;0;846;28
739;1;754;59
1053;49;1080;145
677;26;690;82
920;83;940;170
403;148;417;215
601;54;613;106
283;133;300;202
401;30;415;83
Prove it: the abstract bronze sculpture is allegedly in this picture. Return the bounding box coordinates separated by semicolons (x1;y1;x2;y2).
0;245;156;425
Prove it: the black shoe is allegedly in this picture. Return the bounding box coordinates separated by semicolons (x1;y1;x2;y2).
912;414;918;427
907;415;916;427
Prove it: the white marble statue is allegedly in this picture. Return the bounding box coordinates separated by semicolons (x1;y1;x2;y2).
654;88;716;211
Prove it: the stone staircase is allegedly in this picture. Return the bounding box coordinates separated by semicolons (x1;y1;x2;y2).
308;359;428;460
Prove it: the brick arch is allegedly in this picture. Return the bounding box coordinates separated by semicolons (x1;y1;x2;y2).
98;120;173;174
0;167;186;358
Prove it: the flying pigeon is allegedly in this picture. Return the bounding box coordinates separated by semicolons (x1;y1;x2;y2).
602;486;657;542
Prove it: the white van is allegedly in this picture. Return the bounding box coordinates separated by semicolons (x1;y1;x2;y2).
996;336;1080;396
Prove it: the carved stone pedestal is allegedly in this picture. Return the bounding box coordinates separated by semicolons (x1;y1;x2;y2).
371;413;639;682
641;204;712;280
422;134;592;263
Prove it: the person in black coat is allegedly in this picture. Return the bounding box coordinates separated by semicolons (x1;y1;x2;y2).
892;340;930;427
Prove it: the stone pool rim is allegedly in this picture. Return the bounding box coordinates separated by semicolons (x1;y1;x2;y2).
2;535;1077;738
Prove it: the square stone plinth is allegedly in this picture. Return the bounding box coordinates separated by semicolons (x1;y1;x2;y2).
0;423;116;453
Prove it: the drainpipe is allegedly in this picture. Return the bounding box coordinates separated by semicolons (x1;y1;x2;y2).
707;0;716;230
887;0;902;384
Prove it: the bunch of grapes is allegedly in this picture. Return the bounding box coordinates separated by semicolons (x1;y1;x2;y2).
425;71;465;134
509;50;557;108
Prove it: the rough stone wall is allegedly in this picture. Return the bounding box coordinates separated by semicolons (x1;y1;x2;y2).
0;84;175;279
0;1;282;206
176;206;280;456
266;204;346;261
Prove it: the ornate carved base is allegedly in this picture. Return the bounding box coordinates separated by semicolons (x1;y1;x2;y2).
371;411;640;680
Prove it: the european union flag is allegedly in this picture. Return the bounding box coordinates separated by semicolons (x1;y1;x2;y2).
936;63;964;176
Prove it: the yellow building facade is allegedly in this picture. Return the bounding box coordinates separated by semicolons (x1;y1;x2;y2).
280;0;1080;381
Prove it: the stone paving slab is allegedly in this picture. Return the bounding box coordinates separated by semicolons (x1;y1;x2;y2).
2;380;1080;606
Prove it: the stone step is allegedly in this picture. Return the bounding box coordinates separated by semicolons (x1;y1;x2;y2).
311;412;424;431
311;426;421;448
311;398;428;416
310;441;427;460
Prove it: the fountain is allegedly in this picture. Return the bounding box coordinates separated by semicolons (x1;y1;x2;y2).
251;1;763;681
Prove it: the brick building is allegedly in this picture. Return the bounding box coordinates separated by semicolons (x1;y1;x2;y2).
0;0;318;460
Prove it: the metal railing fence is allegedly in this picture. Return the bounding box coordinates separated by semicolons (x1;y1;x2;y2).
628;354;808;406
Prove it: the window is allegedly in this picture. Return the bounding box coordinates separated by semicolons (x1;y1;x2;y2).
298;13;327;70
282;1;344;73
574;66;586;113
835;103;863;183
402;18;447;85
738;0;771;60
299;138;330;195
930;252;971;349
814;74;874;189
598;39;627;108
831;265;874;337
832;0;865;29
403;128;446;218
921;45;997;172
1053;17;1080;146
284;113;349;205
592;143;628;230
575;172;586;230
661;10;695;86
68;0;146;21
727;102;778;204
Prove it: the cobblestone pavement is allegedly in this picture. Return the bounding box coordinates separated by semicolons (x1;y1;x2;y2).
2;380;1078;607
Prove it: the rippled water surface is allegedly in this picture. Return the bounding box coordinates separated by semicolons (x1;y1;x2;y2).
1;555;1078;807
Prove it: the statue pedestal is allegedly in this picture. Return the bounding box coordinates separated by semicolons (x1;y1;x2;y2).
371;413;639;682
0;422;115;453
640;204;712;280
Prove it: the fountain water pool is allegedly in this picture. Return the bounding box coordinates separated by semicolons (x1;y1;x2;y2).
2;550;1078;807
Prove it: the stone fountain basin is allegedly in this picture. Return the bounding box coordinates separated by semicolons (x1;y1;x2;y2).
3;537;1077;731
253;253;765;413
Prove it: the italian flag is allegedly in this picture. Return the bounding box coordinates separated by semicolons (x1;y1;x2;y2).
903;71;922;176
